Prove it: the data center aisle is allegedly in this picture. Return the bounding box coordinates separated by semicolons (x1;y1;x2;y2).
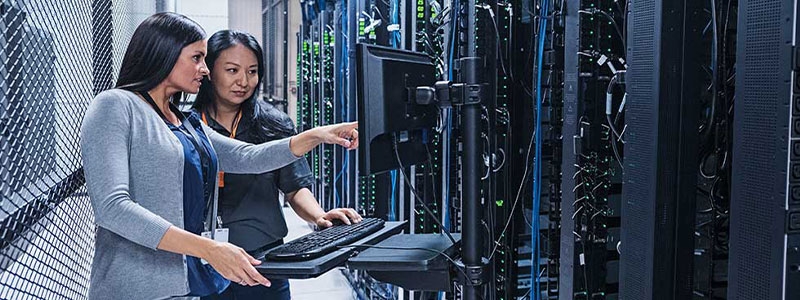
282;206;356;300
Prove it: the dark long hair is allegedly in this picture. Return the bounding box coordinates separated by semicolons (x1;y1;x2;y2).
193;30;294;141
115;12;205;104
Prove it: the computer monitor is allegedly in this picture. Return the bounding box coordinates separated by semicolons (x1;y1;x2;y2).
356;44;438;175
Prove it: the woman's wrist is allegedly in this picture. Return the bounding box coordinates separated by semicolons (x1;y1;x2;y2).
307;127;324;144
194;237;219;260
290;128;323;157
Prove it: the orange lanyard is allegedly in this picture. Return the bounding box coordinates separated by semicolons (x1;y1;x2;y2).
201;109;242;138
201;109;242;187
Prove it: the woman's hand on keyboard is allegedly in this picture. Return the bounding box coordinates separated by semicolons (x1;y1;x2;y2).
203;241;272;287
315;208;363;228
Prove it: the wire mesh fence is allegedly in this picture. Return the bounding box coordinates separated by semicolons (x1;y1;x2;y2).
0;0;154;298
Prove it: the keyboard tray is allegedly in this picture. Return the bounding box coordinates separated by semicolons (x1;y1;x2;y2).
345;233;461;291
253;221;406;279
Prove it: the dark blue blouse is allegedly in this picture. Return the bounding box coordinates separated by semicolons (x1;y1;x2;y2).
167;112;229;296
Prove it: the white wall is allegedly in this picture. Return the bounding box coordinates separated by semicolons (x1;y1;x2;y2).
229;0;263;45
171;0;228;104
175;0;229;36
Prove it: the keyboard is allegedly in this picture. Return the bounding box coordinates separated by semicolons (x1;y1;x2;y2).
266;218;385;261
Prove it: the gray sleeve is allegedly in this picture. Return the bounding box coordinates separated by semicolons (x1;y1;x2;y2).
80;92;173;250
202;123;301;174
278;157;315;194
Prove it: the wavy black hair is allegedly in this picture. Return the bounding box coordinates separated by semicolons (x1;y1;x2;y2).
193;30;294;141
115;12;205;104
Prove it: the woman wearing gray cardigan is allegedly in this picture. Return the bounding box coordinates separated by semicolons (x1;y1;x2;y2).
79;13;358;299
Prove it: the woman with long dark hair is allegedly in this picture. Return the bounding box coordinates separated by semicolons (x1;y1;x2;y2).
80;13;358;299
193;30;362;300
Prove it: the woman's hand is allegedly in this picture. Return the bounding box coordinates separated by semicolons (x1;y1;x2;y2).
314;208;364;228
313;121;359;150
290;121;359;156
202;241;271;287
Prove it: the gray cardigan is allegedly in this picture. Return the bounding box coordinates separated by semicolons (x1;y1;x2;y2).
80;89;300;299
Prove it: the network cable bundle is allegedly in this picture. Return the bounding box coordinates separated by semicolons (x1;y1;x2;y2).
293;0;736;299
292;0;750;299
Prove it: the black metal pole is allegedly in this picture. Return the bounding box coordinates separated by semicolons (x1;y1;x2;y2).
460;59;484;300
347;0;359;206
466;0;475;57
460;0;483;296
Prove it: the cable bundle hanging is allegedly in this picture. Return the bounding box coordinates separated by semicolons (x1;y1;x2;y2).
531;0;549;299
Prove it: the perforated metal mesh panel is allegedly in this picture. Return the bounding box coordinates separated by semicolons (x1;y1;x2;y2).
0;1;154;299
729;0;789;299
620;0;656;298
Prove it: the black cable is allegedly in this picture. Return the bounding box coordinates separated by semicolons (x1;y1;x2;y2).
721;0;731;101
392;134;457;245
423;145;447;232
371;5;386;22
478;4;535;99
579;209;590;295
605;73;625;144
607;115;624;169
614;99;624;125
605;73;625;169
489;120;535;260
422;141;460;253
618;0;629;57
579;9;626;51
597;10;626;51
701;0;719;142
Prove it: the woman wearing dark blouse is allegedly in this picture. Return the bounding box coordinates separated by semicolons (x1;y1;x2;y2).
80;14;359;299
193;30;362;300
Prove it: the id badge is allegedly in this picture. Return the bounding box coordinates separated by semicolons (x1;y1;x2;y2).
200;228;230;265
